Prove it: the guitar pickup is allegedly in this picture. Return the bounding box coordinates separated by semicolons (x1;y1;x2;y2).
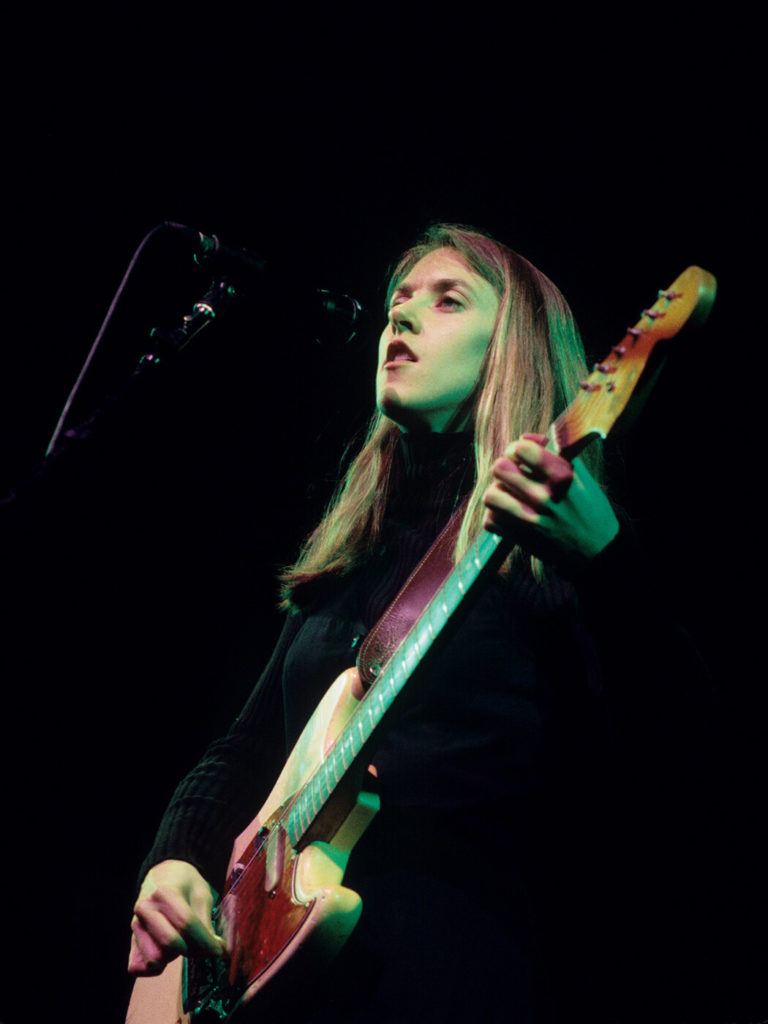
264;825;287;894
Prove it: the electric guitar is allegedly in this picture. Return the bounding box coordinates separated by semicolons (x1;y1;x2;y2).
126;265;717;1023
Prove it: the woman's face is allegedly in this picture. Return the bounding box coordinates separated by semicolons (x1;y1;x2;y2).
376;248;500;432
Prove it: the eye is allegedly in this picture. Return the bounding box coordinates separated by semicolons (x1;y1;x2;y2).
437;295;464;310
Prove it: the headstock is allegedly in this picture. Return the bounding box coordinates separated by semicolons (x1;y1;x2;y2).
552;265;717;459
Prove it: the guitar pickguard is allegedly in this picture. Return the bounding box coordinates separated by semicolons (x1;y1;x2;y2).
184;824;315;1019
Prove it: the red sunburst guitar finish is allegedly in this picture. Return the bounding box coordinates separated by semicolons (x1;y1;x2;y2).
127;266;716;1023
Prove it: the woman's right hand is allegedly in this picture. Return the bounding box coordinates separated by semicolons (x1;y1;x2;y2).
128;859;227;976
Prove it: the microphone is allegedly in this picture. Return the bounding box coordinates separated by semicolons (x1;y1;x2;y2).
165;222;367;343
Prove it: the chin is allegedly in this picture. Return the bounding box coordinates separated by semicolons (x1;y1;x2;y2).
376;389;426;429
377;389;408;425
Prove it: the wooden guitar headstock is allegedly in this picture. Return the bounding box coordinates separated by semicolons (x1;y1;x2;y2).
552;265;717;458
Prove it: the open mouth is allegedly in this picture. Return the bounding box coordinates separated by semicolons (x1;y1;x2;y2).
384;340;417;366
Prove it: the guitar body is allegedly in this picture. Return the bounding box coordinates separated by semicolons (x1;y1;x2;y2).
127;668;380;1024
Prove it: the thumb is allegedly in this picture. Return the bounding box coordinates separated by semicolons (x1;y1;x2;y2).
522;432;548;447
190;890;227;957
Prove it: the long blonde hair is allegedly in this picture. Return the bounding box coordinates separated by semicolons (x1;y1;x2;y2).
279;223;600;609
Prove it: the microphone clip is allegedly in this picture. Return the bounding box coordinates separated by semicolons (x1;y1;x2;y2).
146;278;237;357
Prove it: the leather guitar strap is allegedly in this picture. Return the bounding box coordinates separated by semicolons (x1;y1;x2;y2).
356;495;470;687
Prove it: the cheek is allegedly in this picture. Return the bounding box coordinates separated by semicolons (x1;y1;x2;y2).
457;330;492;382
376;330;389;365
439;353;485;405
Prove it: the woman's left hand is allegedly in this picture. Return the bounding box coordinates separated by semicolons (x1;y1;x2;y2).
483;433;619;563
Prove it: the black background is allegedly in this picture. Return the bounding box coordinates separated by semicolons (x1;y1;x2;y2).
1;17;764;1024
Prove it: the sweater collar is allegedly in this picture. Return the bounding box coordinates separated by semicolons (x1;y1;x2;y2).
398;430;474;483
385;430;475;528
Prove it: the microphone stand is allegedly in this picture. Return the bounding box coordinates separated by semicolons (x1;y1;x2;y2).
1;275;237;512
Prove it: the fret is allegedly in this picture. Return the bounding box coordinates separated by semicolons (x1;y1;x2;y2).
308;780;319;818
411;622;422;662
300;790;311;837
346;728;357;761
425;615;435;644
365;696;377;734
287;813;298;849
292;794;305;840
306;782;318;819
420;617;434;656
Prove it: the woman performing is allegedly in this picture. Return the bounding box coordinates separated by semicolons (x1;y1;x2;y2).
128;223;683;1023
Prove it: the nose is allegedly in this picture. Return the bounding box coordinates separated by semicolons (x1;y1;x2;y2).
390;300;420;335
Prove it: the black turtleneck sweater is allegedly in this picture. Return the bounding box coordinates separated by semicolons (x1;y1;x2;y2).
139;432;681;1022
